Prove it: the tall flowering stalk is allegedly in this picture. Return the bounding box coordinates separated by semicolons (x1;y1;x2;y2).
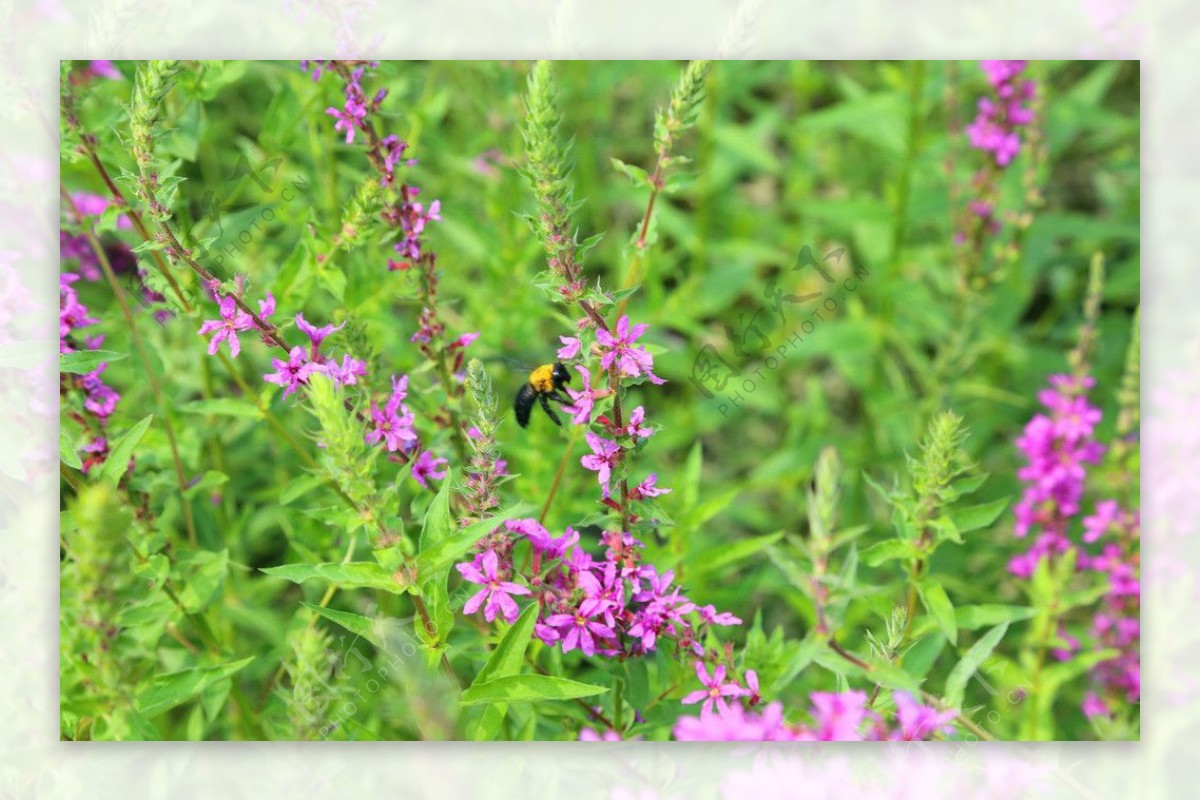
934;60;1045;410
1011;254;1140;735
318;60;470;465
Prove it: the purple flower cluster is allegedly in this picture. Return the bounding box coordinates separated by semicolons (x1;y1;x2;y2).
60;273;121;472
966;60;1036;167
324;64;387;146
365;375;418;453
454;519;739;656
673;688;956;742
59;273;98;354
1080;500;1140;707
596;315;666;385
384;184;442;269
1009;374;1105;578
60;192;133;282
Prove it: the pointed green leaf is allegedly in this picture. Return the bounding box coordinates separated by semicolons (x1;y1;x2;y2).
460;674;607;706
60;349;128;374
98;414;153;485
918;578;957;646
261;562;409;594
136;657;255;718
951;497;1010;533
302;602;387;649
955;604;1035;630
943;623;1008;710
860;538;917;567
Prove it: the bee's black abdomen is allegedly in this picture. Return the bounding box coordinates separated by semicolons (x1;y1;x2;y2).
514;383;537;428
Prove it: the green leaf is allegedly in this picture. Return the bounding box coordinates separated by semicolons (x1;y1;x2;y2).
955;604;1035;630
459;674;607;706
302;602;387;649
943;623;1008;710
179;398;263;419
184;470;228;499
465;603;540;740
860;538;917;567
261;562;409;594
179;549;229;612
60;349;128;374
918;578;957;646
472;603;539;688
414;504;531;581
419;469;455;553
951;497;1010;533
136;657;255;718
610;156;651;187
868;661;922;694
60;428;82;470
98;414;153;486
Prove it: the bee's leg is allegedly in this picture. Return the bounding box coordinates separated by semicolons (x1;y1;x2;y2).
546;389;573;405
539;394;564;426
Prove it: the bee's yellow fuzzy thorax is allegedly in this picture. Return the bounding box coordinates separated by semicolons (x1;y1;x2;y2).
530;364;555;393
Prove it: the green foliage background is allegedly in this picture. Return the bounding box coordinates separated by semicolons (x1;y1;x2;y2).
59;60;1139;741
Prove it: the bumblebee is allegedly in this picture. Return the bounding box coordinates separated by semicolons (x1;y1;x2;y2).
514;362;572;428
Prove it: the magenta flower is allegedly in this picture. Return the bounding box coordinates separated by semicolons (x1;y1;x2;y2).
965;61;1036;167
744;670;761;705
198;295;254;357
263;346;320;397
1009;373;1105;577
578;728;623;742
563;365;605;425
580;431;621;493
324;354;367;386
697;604;741;627
258;293;276;320
59;273;98;351
455;550;530;624
543;608;616;657
629;472;671;500
79;364;120;422
674;700;790;741
447;332;479;351
557;335;581;360
89;60;123;80
411;450;449;488
1082;692;1110;719
681;662;748;715
808;690;868;741
1082;499;1122;543
365;378;418;453
595;315;665;384
295;313;344;351
624;406;654;439
890;692;956;741
506;519;577;559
